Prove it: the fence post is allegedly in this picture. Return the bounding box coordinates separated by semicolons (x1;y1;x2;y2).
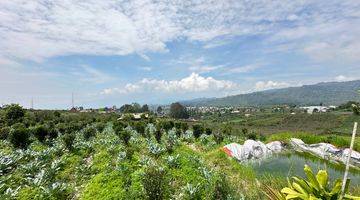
341;122;357;198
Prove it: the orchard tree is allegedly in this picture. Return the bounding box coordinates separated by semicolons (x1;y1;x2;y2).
169;102;189;119
9;123;30;149
5;104;25;125
192;124;204;138
120;104;135;113
141;104;149;113
157;106;163;115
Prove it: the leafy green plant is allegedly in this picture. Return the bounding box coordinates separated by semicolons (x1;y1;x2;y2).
264;165;360;200
9;123;30;149
213;131;224;144
83;126;96;140
247;131;258;140
142;165;169;200
0;126;10;140
116;129;132;145
31;124;49;143
95;122;106;133
62;133;75;150
4;104;25;125
193;124;204;139
211;173;234;200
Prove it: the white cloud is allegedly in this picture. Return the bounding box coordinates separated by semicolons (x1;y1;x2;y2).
188;65;223;73
1;0;358;63
334;75;357;82
139;66;152;71
255;80;290;90
222;64;261;74
102;73;237;95
270;18;360;63
71;65;115;84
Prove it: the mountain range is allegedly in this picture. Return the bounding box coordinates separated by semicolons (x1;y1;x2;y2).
181;80;360;107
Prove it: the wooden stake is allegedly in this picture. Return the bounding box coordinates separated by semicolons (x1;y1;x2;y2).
341;122;357;197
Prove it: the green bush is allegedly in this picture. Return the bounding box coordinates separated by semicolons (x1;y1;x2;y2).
213;131;224;144
193;124;204;139
181;122;189;133
80;171;126;200
155;129;163;143
116;129;131;145
31;124;49;143
205;127;212;135
247;131;258;140
4;104;25;125
142;165;169;200
133;121;146;135
83;126;97;140
62;133;75;150
9;123;30;149
113;120;127;132
95;122;106;133
0;126;10;140
211;173;233;200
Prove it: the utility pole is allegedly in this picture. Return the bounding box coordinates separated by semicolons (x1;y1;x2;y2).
31;98;34;110
341;122;357;198
72;93;74;108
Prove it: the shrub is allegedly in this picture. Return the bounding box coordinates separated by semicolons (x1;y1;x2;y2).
116;129;131;145
62;134;75;150
211;173;233;200
0;126;10;140
193;124;204;139
53;111;61;118
247;131;258;140
259;133;266;142
113;121;127;132
213;132;224;144
9;123;30;149
95;122;106;133
158;120;174;132
205;127;212;135
56;123;67;135
31;125;49;143
81;171;126;200
142;165;169;200
221;124;232;136
83;126;97;140
242;128;248;136
180;122;189;133
133;121;146;135
4;104;25;125
351;103;360;115
155;129;163;143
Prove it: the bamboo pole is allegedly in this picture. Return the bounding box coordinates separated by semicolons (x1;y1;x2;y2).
341;122;357;197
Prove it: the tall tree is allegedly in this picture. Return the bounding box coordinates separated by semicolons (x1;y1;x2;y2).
157;106;163;114
169;102;189;119
120;104;135;113
141;104;149;113
5;104;25;125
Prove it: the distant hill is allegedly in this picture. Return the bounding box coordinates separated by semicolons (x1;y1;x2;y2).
182;80;360;106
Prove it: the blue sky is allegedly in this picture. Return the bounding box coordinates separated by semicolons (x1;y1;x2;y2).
0;0;360;109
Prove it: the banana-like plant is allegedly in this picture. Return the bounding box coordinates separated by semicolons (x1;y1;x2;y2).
264;165;360;200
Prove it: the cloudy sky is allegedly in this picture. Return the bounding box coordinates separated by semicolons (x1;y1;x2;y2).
0;0;360;109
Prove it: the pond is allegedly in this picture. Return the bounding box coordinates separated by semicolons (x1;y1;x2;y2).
250;151;360;186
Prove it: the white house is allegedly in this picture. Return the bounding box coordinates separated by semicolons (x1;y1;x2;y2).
300;106;329;114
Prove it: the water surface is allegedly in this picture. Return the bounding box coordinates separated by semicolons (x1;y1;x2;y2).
250;151;360;186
